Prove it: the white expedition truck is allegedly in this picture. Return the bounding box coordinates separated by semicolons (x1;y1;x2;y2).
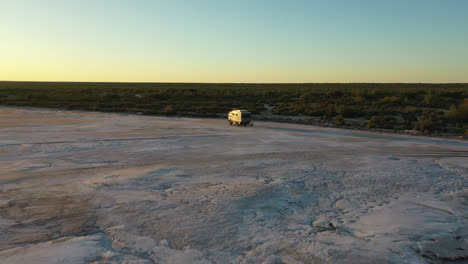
227;109;252;126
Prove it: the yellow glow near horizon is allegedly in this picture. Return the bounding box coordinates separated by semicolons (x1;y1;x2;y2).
1;1;468;83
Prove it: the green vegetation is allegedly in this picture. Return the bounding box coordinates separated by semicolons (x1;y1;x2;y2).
1;82;467;136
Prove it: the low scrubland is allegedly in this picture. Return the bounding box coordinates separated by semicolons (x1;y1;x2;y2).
1;81;467;135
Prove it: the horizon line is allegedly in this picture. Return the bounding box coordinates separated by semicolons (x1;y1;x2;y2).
1;80;468;85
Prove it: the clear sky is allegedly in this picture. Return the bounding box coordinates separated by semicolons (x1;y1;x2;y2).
1;0;468;83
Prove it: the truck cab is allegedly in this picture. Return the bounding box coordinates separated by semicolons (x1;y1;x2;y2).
227;109;252;126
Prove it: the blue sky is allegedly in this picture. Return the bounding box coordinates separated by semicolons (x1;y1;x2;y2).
1;0;467;82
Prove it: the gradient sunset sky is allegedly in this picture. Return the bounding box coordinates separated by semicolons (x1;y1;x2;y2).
1;0;468;83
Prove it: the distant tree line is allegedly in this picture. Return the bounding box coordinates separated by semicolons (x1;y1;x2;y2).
0;82;467;136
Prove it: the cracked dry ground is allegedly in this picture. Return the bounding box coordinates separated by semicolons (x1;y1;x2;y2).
0;107;467;264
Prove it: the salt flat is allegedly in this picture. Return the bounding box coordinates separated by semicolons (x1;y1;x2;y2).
0;107;467;264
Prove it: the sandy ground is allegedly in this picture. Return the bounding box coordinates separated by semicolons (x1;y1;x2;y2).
0;107;467;264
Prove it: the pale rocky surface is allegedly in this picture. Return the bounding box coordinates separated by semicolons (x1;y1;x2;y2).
0;107;467;264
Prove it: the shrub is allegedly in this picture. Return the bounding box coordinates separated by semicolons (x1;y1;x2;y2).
354;96;365;104
336;105;361;118
423;93;434;106
448;105;459;120
458;98;468;121
334;115;345;125
326;89;343;98
400;111;418;129
367;115;397;129
414;112;447;133
162;105;175;115
447;99;468;122
378;96;400;106
299;92;314;102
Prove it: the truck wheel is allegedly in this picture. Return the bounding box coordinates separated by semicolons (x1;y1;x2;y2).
229;121;233;126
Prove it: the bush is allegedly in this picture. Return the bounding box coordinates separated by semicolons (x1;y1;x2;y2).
336;105;362;118
367;115;397;129
377;96;400;106
162;105;175;115
447;99;468;123
334;115;345;125
299;92;314;102
414;112;447;133
326;89;343;98
458;98;468;121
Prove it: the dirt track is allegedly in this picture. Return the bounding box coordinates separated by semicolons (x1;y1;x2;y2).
1;107;467;264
